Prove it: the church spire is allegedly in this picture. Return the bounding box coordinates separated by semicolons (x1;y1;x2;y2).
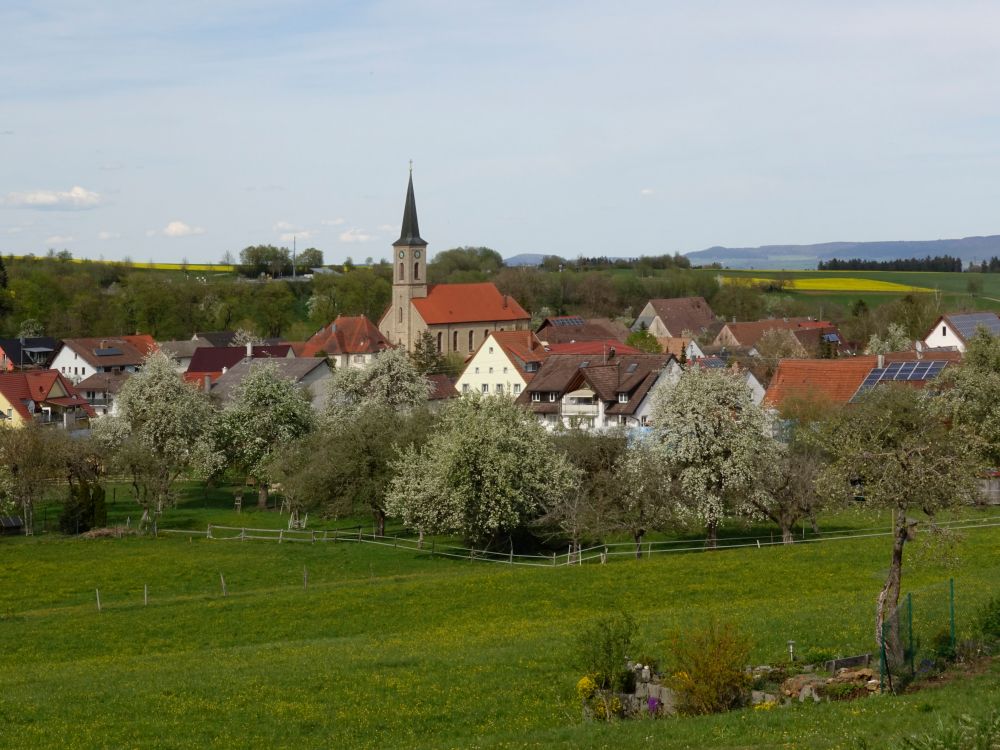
393;165;427;247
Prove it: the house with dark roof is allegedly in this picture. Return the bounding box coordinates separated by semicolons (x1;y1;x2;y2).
50;335;158;385
210;357;331;408
922;312;1000;353
300;315;390;368
0;370;95;429
631;297;718;338
515;352;679;430
0;337;59;371
377;170;531;354
712;318;843;356
75;371;131;417
536;316;630;345
184;343;294;387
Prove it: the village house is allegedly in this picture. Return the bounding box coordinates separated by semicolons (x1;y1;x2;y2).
300;315;389;368
515;352;679;431
455;330;546;398
763;351;960;411
75;371;130;417
0;337;59;371
712;318;843;355
922;312;1000;353
50;335;158;385
184;343;294;388
211;357;332;409
630;297;718;338
158;338;212;372
535;316;630;345
378;170;531;354
0;370;95;429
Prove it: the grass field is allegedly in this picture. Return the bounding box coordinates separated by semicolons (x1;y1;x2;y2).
2;492;999;749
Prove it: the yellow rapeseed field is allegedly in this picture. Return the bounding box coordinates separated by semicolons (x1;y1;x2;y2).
723;276;932;293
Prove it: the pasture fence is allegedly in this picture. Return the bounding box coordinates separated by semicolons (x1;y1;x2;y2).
157;514;1000;569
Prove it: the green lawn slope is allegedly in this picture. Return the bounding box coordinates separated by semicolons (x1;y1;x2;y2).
1;507;998;749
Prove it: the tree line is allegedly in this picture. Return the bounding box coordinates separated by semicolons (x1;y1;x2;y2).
818;255;964;272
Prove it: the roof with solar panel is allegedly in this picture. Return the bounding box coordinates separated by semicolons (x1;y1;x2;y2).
928;312;1000;344
850;360;949;402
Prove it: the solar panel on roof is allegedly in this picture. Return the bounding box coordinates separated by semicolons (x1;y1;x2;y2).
851;360;948;401
626;363;638;373
553;316;585;327
94;347;124;357
950;313;1000;340
579;360;590;368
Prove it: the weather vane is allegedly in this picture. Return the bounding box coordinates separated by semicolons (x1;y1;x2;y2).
409;159;413;174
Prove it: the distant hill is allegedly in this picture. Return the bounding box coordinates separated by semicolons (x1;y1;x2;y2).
684;235;1000;269
504;253;551;267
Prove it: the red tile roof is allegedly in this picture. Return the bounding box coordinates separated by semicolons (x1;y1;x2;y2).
764;357;876;408
0;370;95;421
536;317;630;344
301;315;390;358
411;283;530;325
427;373;459;400
487;330;547;382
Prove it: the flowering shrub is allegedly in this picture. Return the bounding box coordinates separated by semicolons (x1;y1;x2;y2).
591;695;623;721
753;700;779;711
574;611;637;692
665;620;753;716
576;675;597;701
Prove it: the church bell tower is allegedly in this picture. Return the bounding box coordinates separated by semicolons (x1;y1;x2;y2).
390;165;428;348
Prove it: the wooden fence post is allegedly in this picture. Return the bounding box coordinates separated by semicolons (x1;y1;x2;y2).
144;584;148;606
95;588;101;612
220;573;228;597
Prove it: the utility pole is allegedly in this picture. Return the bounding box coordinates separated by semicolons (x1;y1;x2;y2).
292;236;297;279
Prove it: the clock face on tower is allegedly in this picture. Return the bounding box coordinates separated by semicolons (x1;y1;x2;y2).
398;250;405;259
414;250;421;259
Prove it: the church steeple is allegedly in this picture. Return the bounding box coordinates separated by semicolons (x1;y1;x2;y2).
393;165;427;247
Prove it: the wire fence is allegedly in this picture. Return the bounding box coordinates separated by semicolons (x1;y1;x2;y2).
157;514;1000;569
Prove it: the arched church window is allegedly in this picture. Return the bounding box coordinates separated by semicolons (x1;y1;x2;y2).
437;332;443;353
452;331;458;351
399;262;404;280
468;330;474;351
398;307;403;323
413;262;420;280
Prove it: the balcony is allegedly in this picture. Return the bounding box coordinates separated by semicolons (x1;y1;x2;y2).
562;389;600;416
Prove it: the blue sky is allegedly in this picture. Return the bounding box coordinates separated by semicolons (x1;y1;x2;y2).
2;1;999;264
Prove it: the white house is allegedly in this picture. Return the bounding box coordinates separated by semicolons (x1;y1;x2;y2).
922;312;1000;353
50;335;157;385
455;330;546;398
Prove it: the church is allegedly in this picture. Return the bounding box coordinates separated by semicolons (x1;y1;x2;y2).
378;171;531;355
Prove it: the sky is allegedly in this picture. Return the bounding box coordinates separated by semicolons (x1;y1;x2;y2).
2;1;1000;264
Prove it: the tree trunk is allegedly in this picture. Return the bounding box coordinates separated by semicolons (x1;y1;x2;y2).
375;509;386;537
706;521;718;549
634;531;644;560
781;524;795;544
21;497;33;537
257;483;269;509
875;510;910;677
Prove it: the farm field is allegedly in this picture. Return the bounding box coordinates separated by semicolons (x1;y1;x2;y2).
1;503;998;749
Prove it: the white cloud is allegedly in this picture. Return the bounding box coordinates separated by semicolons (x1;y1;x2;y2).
273;220;296;232
339;227;373;243
4;186;102;210
378;224;396;233
162;220;205;237
640;188;655;196
97;230;121;240
4;226;24;235
321;217;346;226
46;234;75;244
280;230;315;243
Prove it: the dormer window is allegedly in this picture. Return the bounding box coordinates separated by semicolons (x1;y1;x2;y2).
549;392;557;402
531;392;541;402
618;392;628;403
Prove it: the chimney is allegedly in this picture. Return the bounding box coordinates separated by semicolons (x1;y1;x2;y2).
246;341;253;358
502;294;508;309
877;354;884;369
609;346;616;359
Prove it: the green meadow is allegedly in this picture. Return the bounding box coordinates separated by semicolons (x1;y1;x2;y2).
2;498;999;749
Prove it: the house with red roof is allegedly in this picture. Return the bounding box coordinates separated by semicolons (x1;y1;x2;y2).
301;315;390;369
764;351;958;411
712;318;843;356
0;370;95;429
377;171;531;354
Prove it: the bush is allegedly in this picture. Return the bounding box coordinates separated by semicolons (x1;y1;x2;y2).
800;646;837;667
977;595;1000;643
898;710;1000;749
665;620;753;716
575;611;637;692
929;628;956;663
